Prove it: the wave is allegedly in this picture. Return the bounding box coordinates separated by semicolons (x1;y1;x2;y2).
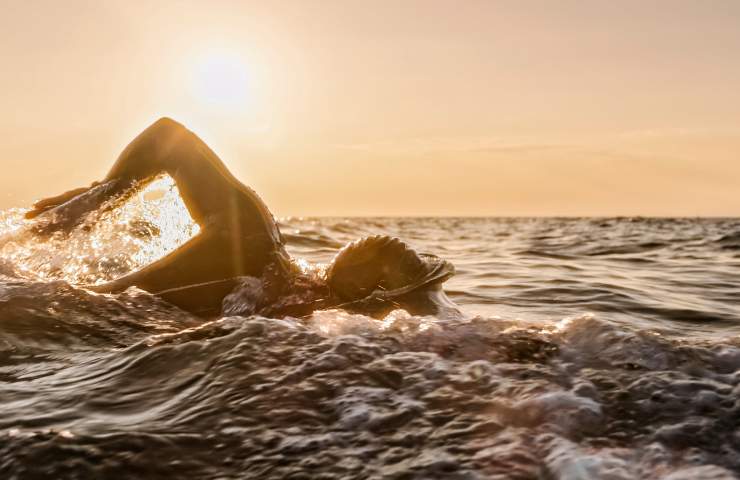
1;311;739;478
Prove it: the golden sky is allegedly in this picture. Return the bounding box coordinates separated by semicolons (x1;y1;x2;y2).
1;0;739;216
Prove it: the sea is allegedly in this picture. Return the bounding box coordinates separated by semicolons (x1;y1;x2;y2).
0;183;739;479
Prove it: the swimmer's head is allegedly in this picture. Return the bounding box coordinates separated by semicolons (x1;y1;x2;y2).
326;236;454;309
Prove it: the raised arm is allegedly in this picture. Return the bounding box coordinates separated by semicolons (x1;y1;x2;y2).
27;117;283;252
27;118;235;234
26;118;187;231
104;117;279;234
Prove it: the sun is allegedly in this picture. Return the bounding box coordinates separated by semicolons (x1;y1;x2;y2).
190;51;254;110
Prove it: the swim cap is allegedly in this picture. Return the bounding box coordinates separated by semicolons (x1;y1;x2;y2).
327;235;455;303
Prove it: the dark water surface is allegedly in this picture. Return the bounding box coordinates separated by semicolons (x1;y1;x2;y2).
1;210;740;478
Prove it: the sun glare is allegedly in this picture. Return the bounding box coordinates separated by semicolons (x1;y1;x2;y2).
190;51;254;110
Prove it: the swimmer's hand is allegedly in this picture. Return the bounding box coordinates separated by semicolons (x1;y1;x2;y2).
27;179;128;236
25;183;100;220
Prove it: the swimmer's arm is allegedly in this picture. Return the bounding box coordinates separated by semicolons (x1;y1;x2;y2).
26;179;139;235
25;118;184;231
25;182;101;219
26;117;253;234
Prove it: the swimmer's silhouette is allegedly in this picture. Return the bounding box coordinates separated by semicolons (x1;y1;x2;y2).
27;118;457;317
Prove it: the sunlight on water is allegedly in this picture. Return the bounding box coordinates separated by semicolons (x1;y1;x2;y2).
292;257;330;280
0;175;199;285
307;308;441;337
0;208;27;235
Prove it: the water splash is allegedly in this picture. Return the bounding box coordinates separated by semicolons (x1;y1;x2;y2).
0;175;199;285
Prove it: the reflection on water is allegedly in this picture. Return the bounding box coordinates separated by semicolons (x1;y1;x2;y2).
0;207;739;478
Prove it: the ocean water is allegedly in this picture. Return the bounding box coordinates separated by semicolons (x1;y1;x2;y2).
1;189;739;479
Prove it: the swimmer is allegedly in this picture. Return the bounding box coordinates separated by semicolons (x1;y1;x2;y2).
26;118;458;318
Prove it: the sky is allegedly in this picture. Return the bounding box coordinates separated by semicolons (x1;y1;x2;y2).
1;0;739;216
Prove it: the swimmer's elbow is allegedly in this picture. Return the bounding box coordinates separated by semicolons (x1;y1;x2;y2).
151;116;186;132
